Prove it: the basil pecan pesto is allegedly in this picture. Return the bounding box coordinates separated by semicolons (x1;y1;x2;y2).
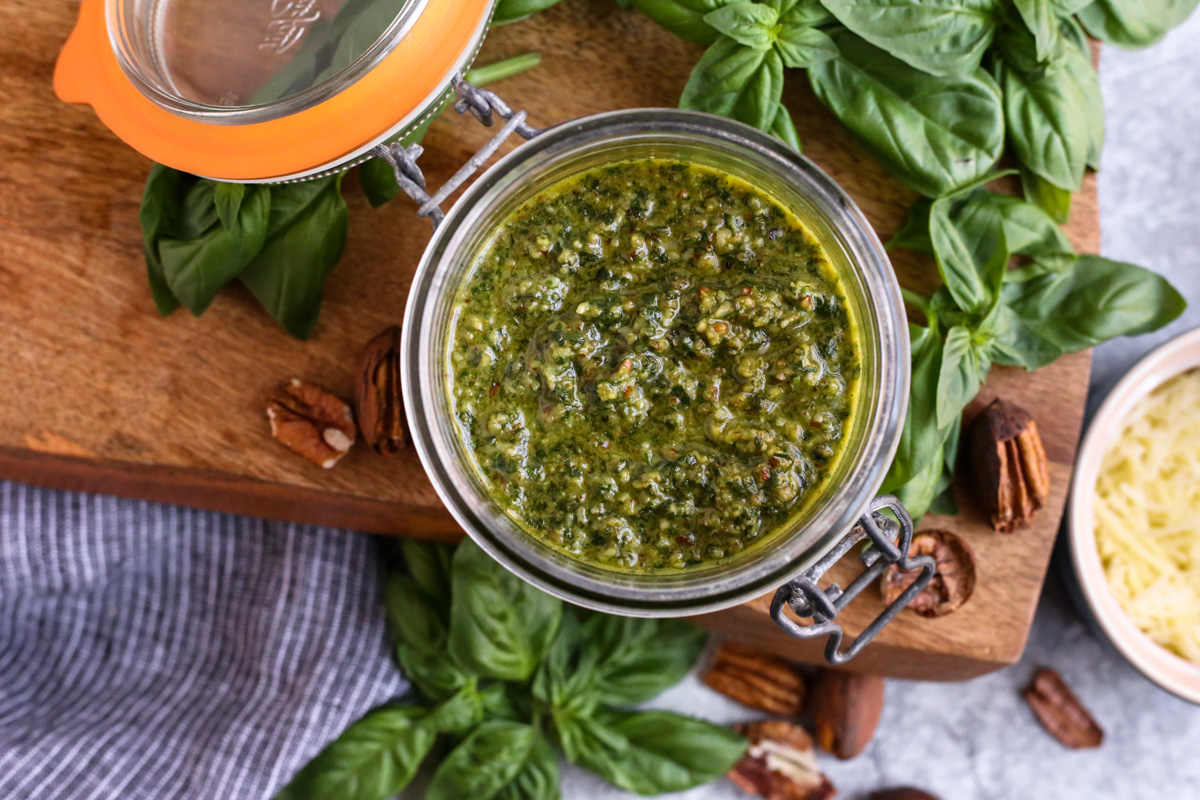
449;159;860;572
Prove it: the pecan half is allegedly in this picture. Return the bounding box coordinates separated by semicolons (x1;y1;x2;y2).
729;720;835;800
881;530;976;618
704;642;806;716
808;669;884;760
969;398;1050;532
355;326;408;455
1023;667;1103;749
870;790;942;800
266;379;356;469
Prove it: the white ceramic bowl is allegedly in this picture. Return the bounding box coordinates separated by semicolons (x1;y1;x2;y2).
1069;326;1200;704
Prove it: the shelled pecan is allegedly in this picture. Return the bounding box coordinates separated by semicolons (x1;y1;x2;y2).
807;669;885;760
729;720;835;800
704;642;806;716
355;325;408;455
881;530;977;618
969;398;1050;532
1023;667;1104;749
266;379;356;469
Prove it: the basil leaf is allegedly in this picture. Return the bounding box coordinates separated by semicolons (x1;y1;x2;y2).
928;187;1010;313
981;300;1061;369
400;539;454;607
532;608;600;717
426;721;536;800
887;198;933;253
927;204;988;312
214;182;246;230
809;31;1004;198
581;615;708;706
972;191;1072;255
358;157;402;208
480;682;534;723
882;324;951;494
774;22;839;68
496;731;560;800
238;176;348;340
1057;17;1106;170
1000;255;1186;359
680;37;785;132
1078;0;1200;48
565;710;747;796
423;682;484;735
384;573;470;701
777;0;834;26
140;165;185;315
998;32;1091;191
770;104;803;151
929;419;962;516
703;2;779;49
494;0;566;24
891;441;945;521
819;0;999;77
1049;0;1092;12
273;706;433;800
1020;165;1071;224
937;325;986;429
158;182;271;316
447;539;562;682
1013;0;1058;61
631;0;736;43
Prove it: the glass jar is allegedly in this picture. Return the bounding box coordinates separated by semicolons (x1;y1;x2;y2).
55;0;493;181
402;109;920;639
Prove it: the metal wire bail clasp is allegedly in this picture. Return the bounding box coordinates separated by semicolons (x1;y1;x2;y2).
769;496;935;665
371;77;545;227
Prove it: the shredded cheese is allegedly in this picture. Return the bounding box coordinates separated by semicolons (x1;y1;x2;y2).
1094;368;1200;664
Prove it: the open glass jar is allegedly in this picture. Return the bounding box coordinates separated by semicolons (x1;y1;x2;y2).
56;0;935;662
402;106;934;663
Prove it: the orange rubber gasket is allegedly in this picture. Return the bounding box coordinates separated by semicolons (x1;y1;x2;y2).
54;0;492;181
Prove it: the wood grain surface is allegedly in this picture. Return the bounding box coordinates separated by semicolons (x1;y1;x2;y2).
0;0;1096;679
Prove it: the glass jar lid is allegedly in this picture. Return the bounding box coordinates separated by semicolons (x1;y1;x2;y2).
55;0;494;181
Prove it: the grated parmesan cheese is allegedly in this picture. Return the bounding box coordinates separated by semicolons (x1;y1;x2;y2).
1095;368;1200;664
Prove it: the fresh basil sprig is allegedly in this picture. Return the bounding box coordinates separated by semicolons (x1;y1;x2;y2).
884;181;1184;517
678;0;836;148
273;539;742;800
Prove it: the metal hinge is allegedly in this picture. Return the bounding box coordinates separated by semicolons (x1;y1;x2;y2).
371;77;544;228
769;495;936;665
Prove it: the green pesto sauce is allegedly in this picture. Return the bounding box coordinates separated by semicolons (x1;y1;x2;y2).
449;159;860;572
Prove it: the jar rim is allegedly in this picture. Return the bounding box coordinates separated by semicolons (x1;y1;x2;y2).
402;109;910;616
104;0;432;124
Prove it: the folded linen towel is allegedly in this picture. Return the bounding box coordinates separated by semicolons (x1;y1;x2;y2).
0;481;406;800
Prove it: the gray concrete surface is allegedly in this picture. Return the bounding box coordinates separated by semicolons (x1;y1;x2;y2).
560;15;1200;800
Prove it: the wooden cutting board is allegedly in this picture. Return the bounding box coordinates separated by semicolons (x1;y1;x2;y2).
1;0;1095;680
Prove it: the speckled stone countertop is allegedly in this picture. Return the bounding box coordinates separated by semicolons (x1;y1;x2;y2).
561;15;1200;800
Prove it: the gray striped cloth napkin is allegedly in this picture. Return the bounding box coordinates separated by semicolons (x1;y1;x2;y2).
0;480;407;799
